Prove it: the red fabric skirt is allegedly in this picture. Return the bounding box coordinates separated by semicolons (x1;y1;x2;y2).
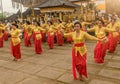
24;30;26;37
118;32;120;42
48;32;54;49
72;48;87;79
11;42;21;59
66;31;72;43
0;35;3;47
32;32;35;41
24;30;27;44
24;34;31;46
4;31;8;41
56;32;64;46
41;31;46;42
108;33;118;53
23;30;27;39
66;36;72;43
94;41;108;63
34;37;42;54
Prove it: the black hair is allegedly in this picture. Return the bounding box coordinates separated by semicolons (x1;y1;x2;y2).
14;20;17;24
74;21;82;28
57;19;62;23
26;21;31;25
36;22;40;26
12;23;18;28
47;20;53;25
98;20;104;25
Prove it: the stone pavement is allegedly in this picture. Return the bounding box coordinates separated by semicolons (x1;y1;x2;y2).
0;39;120;84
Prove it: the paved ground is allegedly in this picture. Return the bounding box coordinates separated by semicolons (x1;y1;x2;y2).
0;39;120;84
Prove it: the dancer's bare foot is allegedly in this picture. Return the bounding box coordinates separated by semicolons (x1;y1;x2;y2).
76;76;84;81
13;58;21;62
16;59;21;62
13;58;17;61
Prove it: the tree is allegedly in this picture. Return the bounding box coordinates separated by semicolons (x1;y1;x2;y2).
0;13;6;21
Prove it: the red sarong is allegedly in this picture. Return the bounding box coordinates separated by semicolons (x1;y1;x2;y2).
72;43;87;79
0;35;3;47
48;32;54;49
118;32;120;42
11;42;21;59
41;31;46;42
24;30;27;44
66;30;72;43
66;36;72;43
32;32;35;41
56;31;64;46
24;34;31;47
94;41;108;63
4;31;8;41
108;33;118;53
34;33;42;54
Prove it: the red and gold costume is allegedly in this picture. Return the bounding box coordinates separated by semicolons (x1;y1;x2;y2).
47;25;55;49
3;25;8;41
64;30;98;79
88;26;115;63
65;22;73;43
0;24;8;41
33;26;42;54
56;23;64;46
31;25;36;41
23;24;27;44
41;24;47;42
10;29;21;59
116;20;120;43
0;27;4;47
107;23;118;53
24;25;32;47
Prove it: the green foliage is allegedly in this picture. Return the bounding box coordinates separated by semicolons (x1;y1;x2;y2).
0;13;6;21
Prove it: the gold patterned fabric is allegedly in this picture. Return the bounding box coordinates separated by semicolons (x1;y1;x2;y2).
64;31;98;56
10;29;21;46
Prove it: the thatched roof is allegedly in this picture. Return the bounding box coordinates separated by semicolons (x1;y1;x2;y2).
12;0;91;7
35;0;79;8
6;9;40;21
6;10;20;21
22;9;40;18
12;0;45;7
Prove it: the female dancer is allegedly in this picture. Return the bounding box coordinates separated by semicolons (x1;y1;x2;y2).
88;20;117;63
65;20;73;43
107;19;119;53
47;21;55;49
33;22;43;54
64;22;101;81
24;21;32;47
56;19;64;46
10;24;22;61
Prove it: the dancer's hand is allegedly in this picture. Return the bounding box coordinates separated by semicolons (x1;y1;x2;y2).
100;37;108;43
